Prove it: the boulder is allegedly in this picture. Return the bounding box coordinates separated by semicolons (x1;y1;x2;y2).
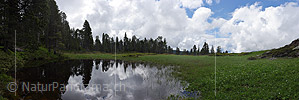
292;45;299;50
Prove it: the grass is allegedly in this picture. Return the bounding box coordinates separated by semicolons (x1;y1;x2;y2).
63;51;299;99
215;54;299;99
2;50;297;99
0;47;66;99
63;52;156;59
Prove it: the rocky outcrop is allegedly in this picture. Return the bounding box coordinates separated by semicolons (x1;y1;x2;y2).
261;38;299;58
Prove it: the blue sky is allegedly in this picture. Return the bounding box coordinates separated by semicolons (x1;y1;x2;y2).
186;0;299;41
182;0;299;52
185;0;299;19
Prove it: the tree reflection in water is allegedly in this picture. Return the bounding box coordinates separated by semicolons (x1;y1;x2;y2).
14;60;184;100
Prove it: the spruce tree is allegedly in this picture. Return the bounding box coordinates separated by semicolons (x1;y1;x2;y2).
176;47;180;55
217;46;222;53
200;42;209;55
82;20;93;51
193;45;197;55
211;45;215;54
124;32;129;52
95;36;101;51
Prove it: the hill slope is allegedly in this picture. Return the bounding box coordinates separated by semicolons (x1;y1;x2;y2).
261;38;299;58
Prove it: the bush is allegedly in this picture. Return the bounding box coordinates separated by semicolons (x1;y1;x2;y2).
0;50;24;73
247;56;257;60
0;74;13;99
20;47;61;61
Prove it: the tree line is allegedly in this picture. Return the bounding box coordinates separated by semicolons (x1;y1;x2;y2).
176;42;228;55
92;33;228;55
93;33;168;54
0;0;228;55
0;0;73;54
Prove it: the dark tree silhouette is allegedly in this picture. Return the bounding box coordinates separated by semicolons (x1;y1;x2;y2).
176;47;180;55
217;46;222;53
211;45;215;54
200;42;210;55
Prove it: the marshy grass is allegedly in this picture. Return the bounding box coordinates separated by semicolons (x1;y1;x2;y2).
63;52;299;99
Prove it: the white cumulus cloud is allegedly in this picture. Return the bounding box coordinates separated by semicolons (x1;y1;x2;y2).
180;0;204;9
219;2;299;52
56;0;299;53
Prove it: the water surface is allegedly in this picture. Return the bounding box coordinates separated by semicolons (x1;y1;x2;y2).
16;60;183;100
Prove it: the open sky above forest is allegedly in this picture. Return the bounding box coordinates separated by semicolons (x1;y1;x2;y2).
56;0;299;53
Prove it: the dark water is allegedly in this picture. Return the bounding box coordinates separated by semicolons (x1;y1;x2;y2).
15;60;184;100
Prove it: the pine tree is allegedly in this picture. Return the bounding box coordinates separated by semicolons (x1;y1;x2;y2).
1;0;20;51
124;32;129;52
197;45;200;55
193;45;197;55
47;0;62;54
200;42;209;55
211;45;215;54
119;39;123;53
131;35;137;51
217;46;222;53
144;38;149;53
157;36;164;54
110;37;114;52
94;36;101;51
168;46;173;54
82;20;93;51
205;42;209;54
0;0;77;53
149;38;154;53
102;33;110;52
69;28;81;50
59;12;71;50
101;33;105;52
176;47;180;55
163;38;167;53
116;37;119;52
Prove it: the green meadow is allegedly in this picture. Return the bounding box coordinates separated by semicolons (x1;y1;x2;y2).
64;52;299;99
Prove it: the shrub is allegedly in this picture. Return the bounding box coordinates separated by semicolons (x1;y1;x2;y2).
0;74;13;100
0;50;24;73
247;56;257;60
